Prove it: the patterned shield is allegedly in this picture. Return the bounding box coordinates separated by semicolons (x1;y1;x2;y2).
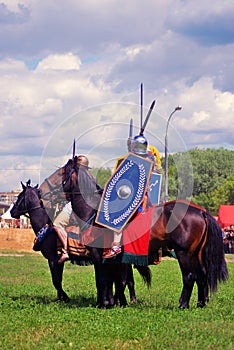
148;172;162;205
95;153;153;232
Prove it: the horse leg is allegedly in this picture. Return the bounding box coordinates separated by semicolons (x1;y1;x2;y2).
176;252;195;309
196;267;209;308
127;265;137;303
48;259;70;302
196;279;208;308
90;247;114;308
114;263;128;307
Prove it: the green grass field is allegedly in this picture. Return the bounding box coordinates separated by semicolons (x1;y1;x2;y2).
0;252;233;350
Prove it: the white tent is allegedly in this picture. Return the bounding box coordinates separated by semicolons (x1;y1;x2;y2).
1;204;14;219
1;204;28;227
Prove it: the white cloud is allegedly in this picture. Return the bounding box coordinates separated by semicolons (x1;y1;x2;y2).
0;0;233;191
37;53;81;71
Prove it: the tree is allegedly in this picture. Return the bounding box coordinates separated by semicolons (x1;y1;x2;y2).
161;148;234;214
209;175;234;213
91;167;112;188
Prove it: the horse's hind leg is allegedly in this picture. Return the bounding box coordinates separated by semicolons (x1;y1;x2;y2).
48;259;70;303
179;272;195;309
127;265;137;303
196;270;209;308
177;252;195;309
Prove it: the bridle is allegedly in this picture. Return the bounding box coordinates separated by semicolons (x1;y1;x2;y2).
14;188;43;217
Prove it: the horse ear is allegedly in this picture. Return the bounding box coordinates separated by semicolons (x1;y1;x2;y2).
21;181;26;190
34;184;39;189
26;179;31;187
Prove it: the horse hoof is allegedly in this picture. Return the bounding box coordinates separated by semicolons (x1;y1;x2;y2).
130;297;137;304
197;301;206;308
179;304;189;309
57;293;70;303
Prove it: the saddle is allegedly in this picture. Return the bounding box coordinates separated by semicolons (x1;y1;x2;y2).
57;225;91;258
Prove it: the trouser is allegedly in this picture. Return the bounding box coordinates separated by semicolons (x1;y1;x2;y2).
53;206;71;251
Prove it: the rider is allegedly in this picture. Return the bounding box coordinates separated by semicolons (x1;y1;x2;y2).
103;134;154;259
54;155;90;264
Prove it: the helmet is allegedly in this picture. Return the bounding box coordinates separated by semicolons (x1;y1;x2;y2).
132;135;148;156
77;155;90;168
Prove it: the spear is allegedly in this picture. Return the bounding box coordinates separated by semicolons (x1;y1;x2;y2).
140;83;143;129
72;138;76;159
140;100;156;135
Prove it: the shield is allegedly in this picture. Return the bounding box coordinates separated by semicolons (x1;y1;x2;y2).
148;172;162;204
95;152;153;232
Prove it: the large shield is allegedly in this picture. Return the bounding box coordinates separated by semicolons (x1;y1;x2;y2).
96;153;153;232
148;172;162;204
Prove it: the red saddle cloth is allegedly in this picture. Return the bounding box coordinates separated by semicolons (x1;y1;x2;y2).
122;206;155;266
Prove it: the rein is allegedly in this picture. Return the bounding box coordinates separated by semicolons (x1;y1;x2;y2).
80;212;96;232
41;178;64;201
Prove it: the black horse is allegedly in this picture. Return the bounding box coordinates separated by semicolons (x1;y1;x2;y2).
61;157;151;307
10;180;150;307
38;166;142;305
62;156;228;308
11;180;70;303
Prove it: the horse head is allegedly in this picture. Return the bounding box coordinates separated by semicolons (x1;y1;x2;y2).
61;157;77;196
39;167;66;219
10;180;42;219
61;156;103;223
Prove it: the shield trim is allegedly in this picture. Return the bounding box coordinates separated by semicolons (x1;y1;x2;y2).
95;152;153;232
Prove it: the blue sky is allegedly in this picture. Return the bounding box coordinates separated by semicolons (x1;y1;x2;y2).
0;0;233;191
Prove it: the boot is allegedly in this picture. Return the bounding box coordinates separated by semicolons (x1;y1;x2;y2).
54;226;69;264
103;243;122;258
58;248;69;264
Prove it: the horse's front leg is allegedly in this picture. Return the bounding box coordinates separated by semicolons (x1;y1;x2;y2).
48;259;70;303
114;263;128;307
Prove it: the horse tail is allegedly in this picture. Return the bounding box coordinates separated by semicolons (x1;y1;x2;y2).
203;211;228;294
135;265;152;288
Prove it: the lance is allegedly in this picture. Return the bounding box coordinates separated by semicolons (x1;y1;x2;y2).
140;83;143;129
140;100;156;135
72;138;76;159
127;118;133;152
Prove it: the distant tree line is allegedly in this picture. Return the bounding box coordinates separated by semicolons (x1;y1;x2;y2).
163;148;234;215
92;148;234;216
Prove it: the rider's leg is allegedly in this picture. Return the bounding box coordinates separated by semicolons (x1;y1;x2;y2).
53;202;72;264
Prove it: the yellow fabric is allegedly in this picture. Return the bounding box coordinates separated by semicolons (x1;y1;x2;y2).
148;145;161;170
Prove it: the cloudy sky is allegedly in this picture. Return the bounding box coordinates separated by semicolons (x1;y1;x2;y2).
0;0;233;192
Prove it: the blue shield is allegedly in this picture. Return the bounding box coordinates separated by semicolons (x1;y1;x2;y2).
148;172;162;204
96;153;153;232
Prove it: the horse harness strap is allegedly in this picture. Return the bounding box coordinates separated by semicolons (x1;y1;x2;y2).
80;213;96;232
33;223;53;251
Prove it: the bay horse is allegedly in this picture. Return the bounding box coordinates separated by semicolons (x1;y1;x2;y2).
63;156;228;309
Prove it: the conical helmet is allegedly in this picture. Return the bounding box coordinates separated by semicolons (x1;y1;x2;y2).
132;134;148;156
77;155;90;168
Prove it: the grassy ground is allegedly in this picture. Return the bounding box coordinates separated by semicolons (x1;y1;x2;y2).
0;252;233;350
